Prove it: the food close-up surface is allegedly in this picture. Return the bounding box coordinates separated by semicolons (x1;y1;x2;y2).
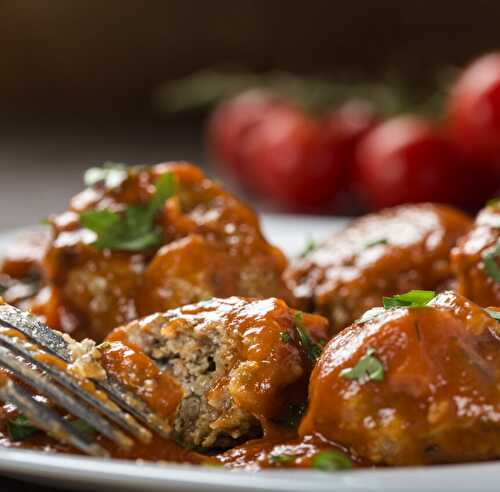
285;203;473;331
9;163;293;342
0;157;498;477
1;6;500;489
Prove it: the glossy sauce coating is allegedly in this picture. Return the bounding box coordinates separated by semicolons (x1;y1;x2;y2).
451;202;500;306
300;291;500;465
216;433;360;470
285;203;472;331
99;341;183;423
108;297;330;427
35;163;292;340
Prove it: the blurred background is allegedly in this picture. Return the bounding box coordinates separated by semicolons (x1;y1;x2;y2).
0;0;500;229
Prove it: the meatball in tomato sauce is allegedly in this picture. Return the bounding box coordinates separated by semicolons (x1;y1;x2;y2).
285;203;472;332
451;201;500;307
107;296;329;450
36;163;293;340
300;291;500;466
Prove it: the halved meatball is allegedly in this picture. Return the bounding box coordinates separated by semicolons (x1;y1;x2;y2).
451;201;500;306
285;203;472;332
39;163;293;340
107;296;329;449
300;291;500;466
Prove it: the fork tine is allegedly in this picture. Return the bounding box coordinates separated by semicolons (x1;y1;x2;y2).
0;332;151;444
0;378;109;457
95;378;172;440
0;304;70;360
0;344;134;449
0;304;171;439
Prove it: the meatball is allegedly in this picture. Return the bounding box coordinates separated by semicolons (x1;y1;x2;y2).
40;163;293;340
0;230;50;308
107;297;329;449
285;203;472;332
451;201;500;306
300;291;500;466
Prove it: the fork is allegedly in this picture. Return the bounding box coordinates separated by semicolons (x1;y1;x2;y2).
0;303;172;457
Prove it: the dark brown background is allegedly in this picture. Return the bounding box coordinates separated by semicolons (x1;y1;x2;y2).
1;0;500;113
0;1;499;489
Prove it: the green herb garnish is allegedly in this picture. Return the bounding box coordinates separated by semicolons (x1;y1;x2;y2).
80;172;176;252
294;312;322;364
365;238;388;249
280;331;291;343
482;243;500;283
269;453;297;464
7;415;39;441
486;308;500;321
383;290;436;309
340;346;384;382
301;239;317;257
487;197;500;208
358;307;386;323
312;450;352;471
84;163;128;188
70;419;96;435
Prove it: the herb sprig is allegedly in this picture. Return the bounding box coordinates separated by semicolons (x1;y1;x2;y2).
383;290;436;309
6;415;96;442
301;239;317;257
269;453;297;464
340;346;384;382
80;172;176;252
482;243;500;283
312;450;352;471
7;415;39;441
280;331;291;343
294;312;323;364
365;238;388;249
486;308;500;321
487;197;500;208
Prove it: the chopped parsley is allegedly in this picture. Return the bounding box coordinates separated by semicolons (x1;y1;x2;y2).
358;307;386;323
312;450;352;471
280;331;291;343
482;243;500;283
294;312;322;364
486;308;500;321
487;197;500;208
7;415;39;441
269;453;296;464
80;172;176;252
84;163;128;189
340;346;384;382
383;290;436;309
70;419;96;435
301;238;317;257
365;238;388;249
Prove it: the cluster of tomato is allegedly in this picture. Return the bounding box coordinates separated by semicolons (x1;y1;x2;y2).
207;53;500;213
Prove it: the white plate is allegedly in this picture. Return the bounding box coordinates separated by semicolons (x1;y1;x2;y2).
0;217;499;492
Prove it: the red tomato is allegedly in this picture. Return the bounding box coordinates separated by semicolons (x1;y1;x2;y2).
242;105;344;210
324;101;377;171
206;90;285;185
447;52;500;168
357;115;464;209
322;101;378;211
